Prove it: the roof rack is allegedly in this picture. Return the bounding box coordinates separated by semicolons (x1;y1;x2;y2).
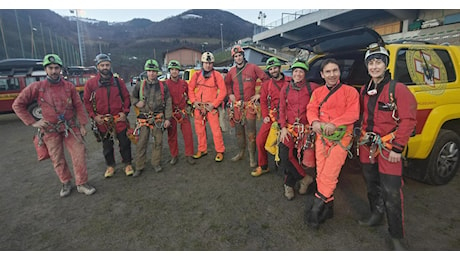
387;40;435;45
0;58;44;77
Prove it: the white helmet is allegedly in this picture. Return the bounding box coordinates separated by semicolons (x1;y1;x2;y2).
201;52;215;63
365;43;389;64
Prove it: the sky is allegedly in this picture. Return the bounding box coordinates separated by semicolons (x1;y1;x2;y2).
49;9;302;25
7;1;452;25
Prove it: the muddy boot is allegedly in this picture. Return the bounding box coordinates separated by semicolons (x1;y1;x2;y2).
359;189;385;226
391;238;407;251
248;141;257;167
358;211;384;227
306;196;325;229
232;127;246;162
283;184;295;200
231;150;245;162
298;174;313;195
305;193;334;229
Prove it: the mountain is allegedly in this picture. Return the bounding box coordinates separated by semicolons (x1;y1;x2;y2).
0;9;258;79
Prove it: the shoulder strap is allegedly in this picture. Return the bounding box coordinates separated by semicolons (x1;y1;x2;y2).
140;79;146;101
194;71;200;88
37;81;45;106
285;82;290;102
194;70;218;89
319;83;342;111
159;81;166;102
389;79;396;104
306;81;312;96
139;80;165;103
113;75;124;106
212;70;218;87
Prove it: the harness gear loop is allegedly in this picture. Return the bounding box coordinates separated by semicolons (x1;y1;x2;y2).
358;130;397;162
172;107;187;123
319;125;353;159
268;108;278;122
100;114;120;141
194;102;209;126
228;100;245;126
287;121;312;164
246;99;261;120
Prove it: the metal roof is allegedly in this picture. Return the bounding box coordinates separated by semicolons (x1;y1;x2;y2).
253;9;419;49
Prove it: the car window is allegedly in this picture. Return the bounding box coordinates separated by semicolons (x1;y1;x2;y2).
4;78;20;90
183;71;190;81
25;76;43;86
307;53;369;87
395;48;456;86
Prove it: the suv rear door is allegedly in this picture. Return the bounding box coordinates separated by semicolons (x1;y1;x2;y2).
288;27;384;86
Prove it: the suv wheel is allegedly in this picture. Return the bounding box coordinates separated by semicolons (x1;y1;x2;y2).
424;129;460;185
27;102;43;121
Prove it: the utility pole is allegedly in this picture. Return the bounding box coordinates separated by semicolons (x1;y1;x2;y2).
48;28;54;53
29;16;36;58
0;18;9;59
14;10;25;58
71;10;85;66
98;37;102;54
220;23;224;51
40;23;46;55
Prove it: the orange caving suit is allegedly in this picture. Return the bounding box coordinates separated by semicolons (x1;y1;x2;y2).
166;78;194;157
257;74;291;167
13;78;90;186
188;70;227;153
307;83;360;200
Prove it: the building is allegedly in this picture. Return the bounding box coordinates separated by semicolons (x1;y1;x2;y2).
253;9;460;50
163;47;202;69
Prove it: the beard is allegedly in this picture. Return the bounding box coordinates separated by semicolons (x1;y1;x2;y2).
99;69;111;76
270;72;280;79
49;73;60;80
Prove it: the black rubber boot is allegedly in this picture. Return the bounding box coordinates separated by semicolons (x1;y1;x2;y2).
391;238;407;251
307;196;324;229
358;211;384;227
306;196;334;229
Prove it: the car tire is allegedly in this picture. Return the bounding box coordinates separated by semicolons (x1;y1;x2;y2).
424;129;460;185
27;102;42;121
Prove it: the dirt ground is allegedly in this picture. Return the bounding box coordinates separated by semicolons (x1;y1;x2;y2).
0;107;459;252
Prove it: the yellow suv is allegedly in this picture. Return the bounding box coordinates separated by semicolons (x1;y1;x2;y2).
291;27;460;185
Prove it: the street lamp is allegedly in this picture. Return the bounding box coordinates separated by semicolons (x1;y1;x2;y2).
70;9;84;66
220;23;224;51
201;42;208;52
31;27;37;58
258;11;267;26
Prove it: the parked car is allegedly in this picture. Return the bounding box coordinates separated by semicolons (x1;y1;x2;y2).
290;27;460;185
0;59;46;120
130;76;139;86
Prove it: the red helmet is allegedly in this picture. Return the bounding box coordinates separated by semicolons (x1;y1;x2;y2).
231;45;244;57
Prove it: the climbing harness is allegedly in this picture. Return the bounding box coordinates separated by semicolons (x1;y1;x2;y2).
358;130;397;163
